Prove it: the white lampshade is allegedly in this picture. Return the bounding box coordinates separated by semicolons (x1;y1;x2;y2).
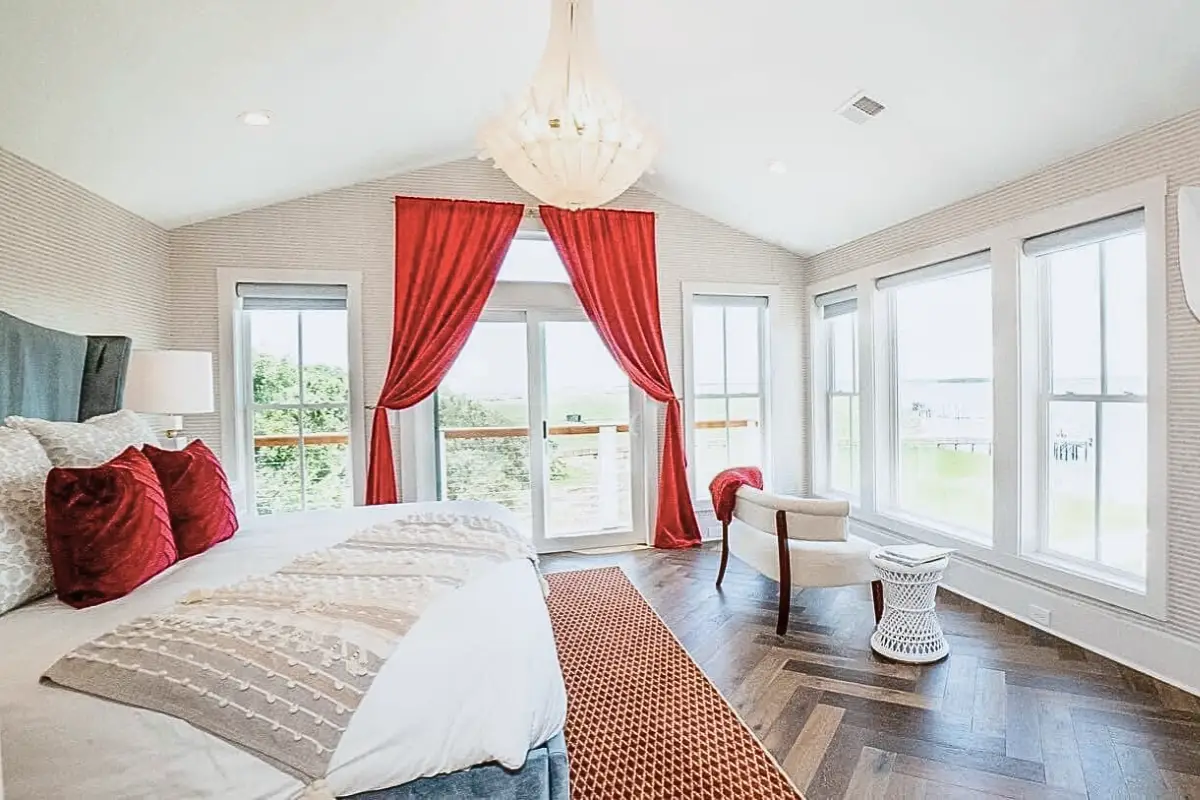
123;350;214;416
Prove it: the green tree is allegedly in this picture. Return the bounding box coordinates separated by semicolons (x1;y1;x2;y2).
437;391;567;508
252;353;349;514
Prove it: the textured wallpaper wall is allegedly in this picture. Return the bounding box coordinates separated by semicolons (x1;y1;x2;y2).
168;158;808;497
0;147;170;347
810;108;1200;647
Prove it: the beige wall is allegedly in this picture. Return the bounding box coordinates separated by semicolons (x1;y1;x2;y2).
0;147;169;347
168;158;807;495
809;108;1200;648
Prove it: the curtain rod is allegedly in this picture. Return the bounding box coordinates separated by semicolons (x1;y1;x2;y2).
520;206;655;217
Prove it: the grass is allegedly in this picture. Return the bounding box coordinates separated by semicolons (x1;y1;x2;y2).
833;442;1146;573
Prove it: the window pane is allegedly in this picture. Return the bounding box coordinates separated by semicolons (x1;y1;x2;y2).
692;306;726;396
250;310;300;404
1102;232;1148;395
829;313;857;393
303;407;349;435
724;306;761;395
1046;400;1097;561
303;444;351;510
497;238;570;283
894;269;993;536
436;322;532;524
1046;244;1101;395
544;320;632;536
727;396;762;469
253;409;302;514
1099;402;1147;575
694;397;729;494
830;394;860;496
301;310;349;403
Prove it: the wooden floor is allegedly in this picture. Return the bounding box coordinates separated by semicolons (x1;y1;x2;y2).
542;544;1200;800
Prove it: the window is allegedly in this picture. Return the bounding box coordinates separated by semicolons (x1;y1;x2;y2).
879;252;994;539
815;288;860;497
1025;210;1148;577
428;236;646;553
687;293;769;497
807;177;1166;616
497;234;570;283
236;282;355;515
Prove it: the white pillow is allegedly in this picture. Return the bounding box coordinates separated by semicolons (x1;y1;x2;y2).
0;427;54;615
4;409;160;467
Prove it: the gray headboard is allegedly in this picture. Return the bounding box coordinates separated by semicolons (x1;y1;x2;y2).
0;311;132;422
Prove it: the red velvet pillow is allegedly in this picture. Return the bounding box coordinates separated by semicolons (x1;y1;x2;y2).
44;446;177;609
143;439;238;559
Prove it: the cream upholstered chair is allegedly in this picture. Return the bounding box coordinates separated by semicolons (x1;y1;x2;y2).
715;486;883;635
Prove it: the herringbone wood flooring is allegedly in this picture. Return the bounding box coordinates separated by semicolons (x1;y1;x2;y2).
542;544;1200;800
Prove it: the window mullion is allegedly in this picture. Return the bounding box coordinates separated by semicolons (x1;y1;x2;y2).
721;307;732;457
1094;242;1108;565
1093;400;1104;564
826;326;835;486
296;312;307;512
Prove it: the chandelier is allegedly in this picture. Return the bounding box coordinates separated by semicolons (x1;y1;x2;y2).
478;0;658;209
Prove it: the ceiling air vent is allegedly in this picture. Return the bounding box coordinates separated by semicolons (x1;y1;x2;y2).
837;92;886;124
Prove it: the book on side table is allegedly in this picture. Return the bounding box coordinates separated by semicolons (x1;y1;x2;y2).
875;544;955;568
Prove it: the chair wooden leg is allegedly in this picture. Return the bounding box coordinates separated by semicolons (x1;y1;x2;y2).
871;579;884;625
716;521;730;589
775;510;791;636
776;584;791;635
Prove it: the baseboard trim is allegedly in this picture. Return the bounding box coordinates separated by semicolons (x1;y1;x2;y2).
851;521;1200;698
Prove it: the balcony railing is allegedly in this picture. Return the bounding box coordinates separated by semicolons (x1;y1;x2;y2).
251;418;754;449
252;419;757;532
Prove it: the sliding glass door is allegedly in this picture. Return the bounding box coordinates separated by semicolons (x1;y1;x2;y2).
436;311;644;552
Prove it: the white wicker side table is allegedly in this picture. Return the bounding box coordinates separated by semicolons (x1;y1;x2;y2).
869;548;951;663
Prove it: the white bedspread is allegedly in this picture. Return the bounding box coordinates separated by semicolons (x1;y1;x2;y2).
0;501;567;799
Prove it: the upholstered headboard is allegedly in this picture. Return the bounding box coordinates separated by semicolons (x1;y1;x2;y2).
0;311;132;422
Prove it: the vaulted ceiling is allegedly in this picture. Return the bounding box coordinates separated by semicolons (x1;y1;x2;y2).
2;0;1198;254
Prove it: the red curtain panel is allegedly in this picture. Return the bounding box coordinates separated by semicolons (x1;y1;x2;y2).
540;205;702;548
366;197;523;505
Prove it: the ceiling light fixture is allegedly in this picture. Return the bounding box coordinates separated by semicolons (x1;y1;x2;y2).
477;0;658;209
768;160;788;175
239;110;272;127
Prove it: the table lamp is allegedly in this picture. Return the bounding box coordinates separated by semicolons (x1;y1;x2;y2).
123;350;215;447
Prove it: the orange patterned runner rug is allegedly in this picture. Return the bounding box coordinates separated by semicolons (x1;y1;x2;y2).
546;566;804;799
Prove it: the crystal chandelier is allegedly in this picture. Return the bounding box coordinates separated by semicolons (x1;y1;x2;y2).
478;0;658;209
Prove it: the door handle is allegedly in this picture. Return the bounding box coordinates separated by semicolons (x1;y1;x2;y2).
542;420;548;439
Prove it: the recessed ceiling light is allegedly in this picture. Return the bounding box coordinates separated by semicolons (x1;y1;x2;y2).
239;110;272;127
768;160;788;175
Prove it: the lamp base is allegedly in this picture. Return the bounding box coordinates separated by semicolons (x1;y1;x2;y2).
163;416;187;450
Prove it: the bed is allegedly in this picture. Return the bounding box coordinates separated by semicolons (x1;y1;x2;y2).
0;311;569;799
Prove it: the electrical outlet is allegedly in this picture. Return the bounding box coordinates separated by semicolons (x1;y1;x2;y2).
1029;605;1052;628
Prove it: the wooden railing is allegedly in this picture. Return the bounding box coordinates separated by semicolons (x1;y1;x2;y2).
253;418;755;448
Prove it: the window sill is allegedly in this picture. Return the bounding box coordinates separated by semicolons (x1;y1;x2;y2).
836;504;1165;620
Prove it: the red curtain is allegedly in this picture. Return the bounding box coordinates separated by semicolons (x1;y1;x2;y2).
540;205;702;548
366;197;523;505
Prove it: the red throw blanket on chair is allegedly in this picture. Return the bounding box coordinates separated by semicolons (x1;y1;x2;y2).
709;467;764;524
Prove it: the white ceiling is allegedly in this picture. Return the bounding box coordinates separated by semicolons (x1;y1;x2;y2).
2;0;1199;254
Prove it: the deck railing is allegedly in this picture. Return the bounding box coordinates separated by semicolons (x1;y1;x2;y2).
251;418;754;449
253;419;757;531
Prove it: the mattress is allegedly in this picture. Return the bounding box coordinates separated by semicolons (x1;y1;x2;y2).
0;501;567;799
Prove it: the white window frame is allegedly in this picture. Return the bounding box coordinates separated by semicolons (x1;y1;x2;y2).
217;268;368;510
807;177;1168;618
811;289;861;502
878;254;996;543
1023;211;1150;582
682;282;779;510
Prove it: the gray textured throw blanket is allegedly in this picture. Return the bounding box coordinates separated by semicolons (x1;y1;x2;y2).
43;511;536;791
